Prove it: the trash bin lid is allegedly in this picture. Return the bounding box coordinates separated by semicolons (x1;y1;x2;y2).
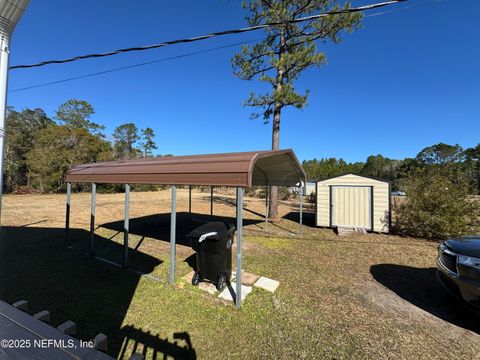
188;222;234;240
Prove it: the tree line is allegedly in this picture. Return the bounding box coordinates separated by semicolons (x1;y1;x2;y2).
5;99;159;193
302;142;480;195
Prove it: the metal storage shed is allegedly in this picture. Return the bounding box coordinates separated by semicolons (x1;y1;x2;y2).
315;174;390;233
64;149;306;308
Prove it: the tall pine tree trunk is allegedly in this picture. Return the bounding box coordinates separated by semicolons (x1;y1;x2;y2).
268;29;285;220
268;103;281;219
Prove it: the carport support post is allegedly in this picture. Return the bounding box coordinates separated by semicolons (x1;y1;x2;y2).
65;182;71;242
90;183;96;253
210;186;213;216
265;186;269;231
299;182;303;236
188;185;192;214
123;184;130;266
169;185;177;285
235;187;244;309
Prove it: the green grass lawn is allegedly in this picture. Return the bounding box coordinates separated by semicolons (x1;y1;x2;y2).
1;222;479;359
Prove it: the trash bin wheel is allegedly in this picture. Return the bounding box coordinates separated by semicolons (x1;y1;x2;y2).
216;273;227;291
192;271;201;286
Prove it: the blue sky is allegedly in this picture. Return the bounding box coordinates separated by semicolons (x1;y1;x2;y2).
7;0;480;163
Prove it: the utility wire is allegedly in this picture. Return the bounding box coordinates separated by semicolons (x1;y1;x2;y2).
10;0;436;93
364;0;440;18
9;38;261;93
9;0;406;70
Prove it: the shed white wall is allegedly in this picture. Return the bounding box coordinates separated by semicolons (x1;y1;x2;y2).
315;174;389;233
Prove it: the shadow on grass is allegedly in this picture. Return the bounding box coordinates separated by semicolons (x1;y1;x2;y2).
118;326;196;359
184;253;197;271
0;226;196;358
282;211;316;227
371;264;480;334
100;212;263;247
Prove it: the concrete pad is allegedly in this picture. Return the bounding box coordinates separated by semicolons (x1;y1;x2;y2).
254;276;280;293
218;284;252;302
198;282;217;295
240;271;260;286
181;271;195;283
231;271;260;285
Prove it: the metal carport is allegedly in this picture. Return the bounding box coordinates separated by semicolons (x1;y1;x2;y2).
64;149;306;308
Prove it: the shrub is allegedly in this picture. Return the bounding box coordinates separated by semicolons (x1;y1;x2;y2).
394;171;480;239
279;187;294;201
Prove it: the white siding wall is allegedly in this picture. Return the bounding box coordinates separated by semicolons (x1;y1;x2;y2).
316;181;330;227
315;174;390;233
372;182;390;232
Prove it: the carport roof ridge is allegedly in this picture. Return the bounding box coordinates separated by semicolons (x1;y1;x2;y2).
65;149;306;187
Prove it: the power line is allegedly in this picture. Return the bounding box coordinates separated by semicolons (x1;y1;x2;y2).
9;38;261;93
9;0;407;70
9;0;435;93
364;0;441;18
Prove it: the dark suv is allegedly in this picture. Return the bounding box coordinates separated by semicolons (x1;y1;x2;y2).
437;237;480;312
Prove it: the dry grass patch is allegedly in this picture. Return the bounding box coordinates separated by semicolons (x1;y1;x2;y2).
1;190;479;359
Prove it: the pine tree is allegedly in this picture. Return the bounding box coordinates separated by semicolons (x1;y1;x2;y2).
232;0;361;218
140;127;158;158
56;99;105;136
113;123;139;160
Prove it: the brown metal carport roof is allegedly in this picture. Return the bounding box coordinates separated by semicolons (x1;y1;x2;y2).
65;149;306;186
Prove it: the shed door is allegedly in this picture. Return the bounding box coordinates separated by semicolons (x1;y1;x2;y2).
331;186;372;230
